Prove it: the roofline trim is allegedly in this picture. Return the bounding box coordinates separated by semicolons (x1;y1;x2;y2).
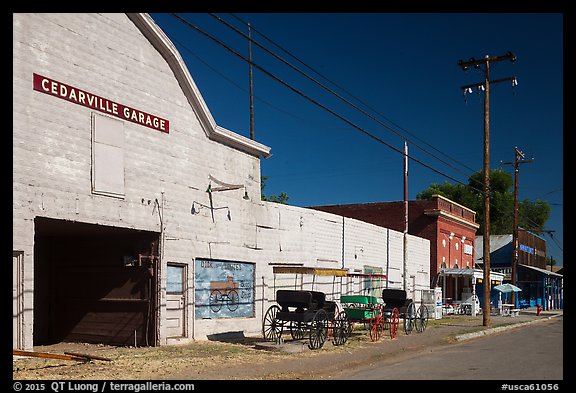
424;209;480;229
432;194;477;215
127;13;271;159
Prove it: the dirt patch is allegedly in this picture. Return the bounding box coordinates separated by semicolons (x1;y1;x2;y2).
13;314;542;380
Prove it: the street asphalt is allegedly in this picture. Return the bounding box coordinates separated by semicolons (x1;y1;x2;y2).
453;307;563;342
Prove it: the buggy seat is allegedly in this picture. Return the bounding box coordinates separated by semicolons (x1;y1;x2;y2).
382;288;408;311
275;290;333;322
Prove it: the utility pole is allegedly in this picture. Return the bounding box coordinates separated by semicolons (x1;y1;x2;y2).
501;147;533;306
458;52;517;327
403;141;408;292
248;22;255;140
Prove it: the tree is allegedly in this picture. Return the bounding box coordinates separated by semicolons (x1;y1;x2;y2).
416;169;550;235
518;198;551;234
261;176;290;204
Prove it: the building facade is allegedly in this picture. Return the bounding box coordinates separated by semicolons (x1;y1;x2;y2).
476;232;562;310
13;13;431;351
312;194;480;287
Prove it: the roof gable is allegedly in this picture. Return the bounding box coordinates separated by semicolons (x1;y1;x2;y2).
127;13;271;159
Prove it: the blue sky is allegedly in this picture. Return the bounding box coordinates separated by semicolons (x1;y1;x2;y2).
150;13;564;267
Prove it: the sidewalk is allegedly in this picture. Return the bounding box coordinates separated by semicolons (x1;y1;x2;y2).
13;307;563;380
452;307;563;342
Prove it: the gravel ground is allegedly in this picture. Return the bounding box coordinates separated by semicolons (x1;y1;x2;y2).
13;311;556;380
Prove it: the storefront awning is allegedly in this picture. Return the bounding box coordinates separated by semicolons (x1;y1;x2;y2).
440;268;475;277
519;264;563;278
272;266;349;277
440;268;505;282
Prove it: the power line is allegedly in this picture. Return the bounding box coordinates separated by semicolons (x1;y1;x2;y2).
173;16;556;245
544;231;563;252
532;187;563;200
228;13;479;177
168;35;320;126
170;13;476;189
210;13;480;187
167;15;562;262
171;13;554;242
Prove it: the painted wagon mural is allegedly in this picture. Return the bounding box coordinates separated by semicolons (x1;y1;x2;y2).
209;276;239;312
195;259;255;318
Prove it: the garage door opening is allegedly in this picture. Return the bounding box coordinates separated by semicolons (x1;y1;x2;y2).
33;217;160;347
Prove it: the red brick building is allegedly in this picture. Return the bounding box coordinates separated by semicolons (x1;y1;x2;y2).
312;194;480;287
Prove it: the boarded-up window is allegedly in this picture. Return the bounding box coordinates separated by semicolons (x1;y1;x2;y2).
92;113;125;197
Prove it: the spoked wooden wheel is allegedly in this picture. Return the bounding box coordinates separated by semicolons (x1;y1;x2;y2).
290;321;306;340
388;307;400;339
308;309;328;350
415;304;429;333
369;306;384;342
404;301;417;335
343;312;354;336
332;311;349;346
369;316;384;342
262;305;283;342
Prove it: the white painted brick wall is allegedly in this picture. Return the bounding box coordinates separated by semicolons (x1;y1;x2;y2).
13;13;431;347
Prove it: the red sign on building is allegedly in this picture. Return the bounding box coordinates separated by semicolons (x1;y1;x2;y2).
33;73;169;133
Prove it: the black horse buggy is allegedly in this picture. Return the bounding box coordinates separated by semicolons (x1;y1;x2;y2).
262;289;349;350
381;288;429;334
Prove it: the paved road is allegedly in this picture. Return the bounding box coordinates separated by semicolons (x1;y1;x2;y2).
336;316;563;380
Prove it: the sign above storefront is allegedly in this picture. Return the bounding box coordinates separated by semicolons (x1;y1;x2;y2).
33;73;169;133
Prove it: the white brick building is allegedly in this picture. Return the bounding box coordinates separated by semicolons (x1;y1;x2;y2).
13;13;429;350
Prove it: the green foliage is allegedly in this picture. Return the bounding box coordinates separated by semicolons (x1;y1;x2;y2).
417;169;550;235
261;176;290;204
264;192;290;204
518;198;551;233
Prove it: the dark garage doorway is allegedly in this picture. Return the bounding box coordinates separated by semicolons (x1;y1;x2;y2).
34;217;160;347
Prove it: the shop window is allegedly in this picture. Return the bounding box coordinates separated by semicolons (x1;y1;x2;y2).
92;113;125;198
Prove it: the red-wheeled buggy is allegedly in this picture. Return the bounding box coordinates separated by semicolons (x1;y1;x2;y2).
381;288;429;335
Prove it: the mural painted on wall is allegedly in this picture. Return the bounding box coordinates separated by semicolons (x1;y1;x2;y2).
195;259;255;319
363;265;385;297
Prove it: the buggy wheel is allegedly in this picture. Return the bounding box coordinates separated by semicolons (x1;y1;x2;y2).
226;289;239;312
308;309;328;350
342;311;355;335
369;316;384;342
389;307;400;339
262;305;283;342
416;304;429;333
332;311;349;346
290;321;306;340
403;301;416;335
209;289;223;313
369;306;383;342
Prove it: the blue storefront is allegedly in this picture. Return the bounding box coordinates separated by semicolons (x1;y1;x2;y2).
475;233;562;310
517;264;563;310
